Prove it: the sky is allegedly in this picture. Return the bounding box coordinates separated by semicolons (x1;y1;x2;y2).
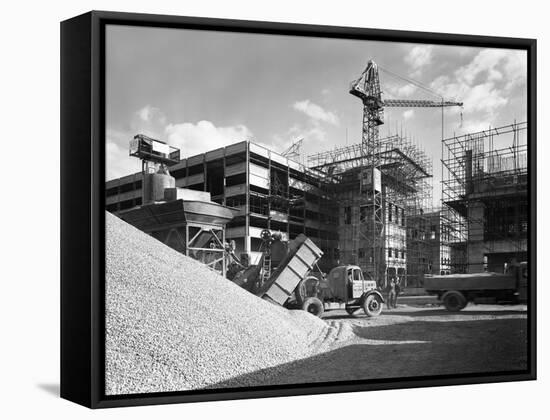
106;24;528;205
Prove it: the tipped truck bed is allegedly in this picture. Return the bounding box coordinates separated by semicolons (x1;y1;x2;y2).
258;234;323;306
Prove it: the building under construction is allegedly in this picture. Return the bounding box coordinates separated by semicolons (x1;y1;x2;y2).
308;134;434;287
441;122;528;273
107;133;438;283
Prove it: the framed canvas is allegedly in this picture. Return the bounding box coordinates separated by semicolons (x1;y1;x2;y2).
60;10;536;408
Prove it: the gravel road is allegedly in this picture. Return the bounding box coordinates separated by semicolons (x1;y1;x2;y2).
212;304;528;388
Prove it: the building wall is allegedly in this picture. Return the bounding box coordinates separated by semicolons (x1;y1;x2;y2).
335;182;406;283
465;178;528;273
406;211;454;287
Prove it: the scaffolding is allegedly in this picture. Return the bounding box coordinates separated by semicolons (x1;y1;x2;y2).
308;134;434;287
441;121;528;273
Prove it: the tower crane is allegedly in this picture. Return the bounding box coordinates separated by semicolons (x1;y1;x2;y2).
349;59;463;283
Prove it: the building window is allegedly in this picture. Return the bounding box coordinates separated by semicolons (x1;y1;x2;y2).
388;247;393;258
395;206;401;225
360;206;367;222
388;203;393;222
344;206;352;224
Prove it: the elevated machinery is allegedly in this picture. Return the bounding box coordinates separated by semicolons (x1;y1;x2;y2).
119;134;240;277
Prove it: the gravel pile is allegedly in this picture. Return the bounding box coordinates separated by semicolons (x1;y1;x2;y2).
105;212;347;395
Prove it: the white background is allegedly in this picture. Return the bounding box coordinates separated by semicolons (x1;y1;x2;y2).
1;0;547;418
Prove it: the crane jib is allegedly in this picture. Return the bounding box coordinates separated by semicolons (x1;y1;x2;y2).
383;99;464;108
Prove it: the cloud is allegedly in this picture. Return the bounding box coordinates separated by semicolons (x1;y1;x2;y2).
405;45;434;77
461;49;508;85
384;82;417;99
106;129;142;180
131;105;168;138
430;49;526;124
293;100;339;125
402;110;415;120
265;123;329;162
290;124;328;144
384;45;435;98
463;83;509;113
459;119;494;134
107;106;254;178
165;120;253;157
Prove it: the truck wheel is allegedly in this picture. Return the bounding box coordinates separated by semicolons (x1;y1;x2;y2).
443;291;467;312
302;297;324;318
363;294;383;317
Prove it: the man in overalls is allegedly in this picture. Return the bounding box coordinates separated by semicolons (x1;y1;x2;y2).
387;276;397;309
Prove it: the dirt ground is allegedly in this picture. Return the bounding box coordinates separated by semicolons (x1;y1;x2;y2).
212;303;528;388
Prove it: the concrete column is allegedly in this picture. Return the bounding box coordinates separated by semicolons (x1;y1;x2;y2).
467;201;486;273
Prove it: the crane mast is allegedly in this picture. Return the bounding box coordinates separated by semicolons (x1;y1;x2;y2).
349;60;385;281
349;59;463;284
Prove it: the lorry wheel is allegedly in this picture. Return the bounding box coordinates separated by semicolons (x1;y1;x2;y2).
443;291;466;312
363;294;383;317
302;297;324;318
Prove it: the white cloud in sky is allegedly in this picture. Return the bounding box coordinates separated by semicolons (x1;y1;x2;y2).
165;121;253;157
106;129;142;180
293;99;339;125
131;105;167;139
402;110;415;120
431;49;526;123
107;107;254;178
405;45;434;77
384;82;417;99
290;124;328;144
266;122;329;162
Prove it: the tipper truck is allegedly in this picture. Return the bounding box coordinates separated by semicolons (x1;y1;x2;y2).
232;230;384;317
424;262;528;311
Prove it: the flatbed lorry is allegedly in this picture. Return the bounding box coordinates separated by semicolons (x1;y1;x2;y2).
424;262;528;311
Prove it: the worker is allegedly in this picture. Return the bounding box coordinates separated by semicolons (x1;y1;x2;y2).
509;257;521;294
206;241;220;271
394;276;402;308
386;276;397;309
270;231;287;269
347;269;354;298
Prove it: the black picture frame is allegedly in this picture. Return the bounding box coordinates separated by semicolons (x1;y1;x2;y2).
60;10;537;409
